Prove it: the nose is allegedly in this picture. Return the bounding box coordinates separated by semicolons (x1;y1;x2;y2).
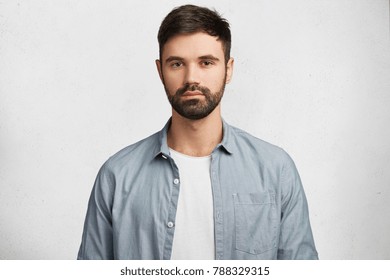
184;63;200;85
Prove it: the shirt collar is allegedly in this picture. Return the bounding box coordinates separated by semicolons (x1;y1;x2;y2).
153;118;236;159
153;118;172;158
219;118;235;154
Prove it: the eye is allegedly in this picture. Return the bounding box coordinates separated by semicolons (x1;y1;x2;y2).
201;60;214;67
170;61;183;68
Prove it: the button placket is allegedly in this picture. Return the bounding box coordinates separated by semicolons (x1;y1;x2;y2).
211;153;224;260
162;160;180;260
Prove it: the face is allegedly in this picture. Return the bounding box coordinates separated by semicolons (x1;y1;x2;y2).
156;32;233;120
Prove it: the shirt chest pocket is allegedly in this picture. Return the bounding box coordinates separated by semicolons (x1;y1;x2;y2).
233;191;277;255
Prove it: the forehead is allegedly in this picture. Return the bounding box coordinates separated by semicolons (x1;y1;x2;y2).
162;32;224;60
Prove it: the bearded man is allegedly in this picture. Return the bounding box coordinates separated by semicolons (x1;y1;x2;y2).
77;4;318;260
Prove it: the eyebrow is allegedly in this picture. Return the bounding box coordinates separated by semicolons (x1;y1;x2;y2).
165;55;220;63
165;56;184;63
199;55;220;61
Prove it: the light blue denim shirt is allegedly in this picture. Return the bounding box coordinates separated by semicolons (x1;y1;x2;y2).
78;119;318;260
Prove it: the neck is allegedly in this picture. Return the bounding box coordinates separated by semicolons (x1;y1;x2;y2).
168;107;223;157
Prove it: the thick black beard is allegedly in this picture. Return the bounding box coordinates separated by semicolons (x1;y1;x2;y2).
164;78;226;120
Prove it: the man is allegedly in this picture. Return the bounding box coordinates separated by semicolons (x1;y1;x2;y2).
77;4;318;260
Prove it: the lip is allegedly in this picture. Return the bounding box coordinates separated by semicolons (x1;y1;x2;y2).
182;90;203;96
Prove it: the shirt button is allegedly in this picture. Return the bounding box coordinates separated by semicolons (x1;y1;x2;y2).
167;222;174;228
173;178;179;185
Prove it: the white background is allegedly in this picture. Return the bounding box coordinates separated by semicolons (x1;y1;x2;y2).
0;0;389;259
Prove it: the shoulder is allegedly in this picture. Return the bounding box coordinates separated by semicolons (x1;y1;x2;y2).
101;131;161;174
229;125;292;166
228;125;303;198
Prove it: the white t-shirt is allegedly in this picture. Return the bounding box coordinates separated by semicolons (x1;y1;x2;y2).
169;148;215;260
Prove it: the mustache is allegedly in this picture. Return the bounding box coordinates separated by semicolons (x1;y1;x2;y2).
176;84;211;96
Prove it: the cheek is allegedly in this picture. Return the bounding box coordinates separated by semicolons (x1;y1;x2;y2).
163;71;183;89
204;69;226;88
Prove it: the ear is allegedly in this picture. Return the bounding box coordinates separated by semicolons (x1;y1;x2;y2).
155;59;164;83
225;57;234;84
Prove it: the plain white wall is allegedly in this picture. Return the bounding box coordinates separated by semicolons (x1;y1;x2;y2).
0;0;389;259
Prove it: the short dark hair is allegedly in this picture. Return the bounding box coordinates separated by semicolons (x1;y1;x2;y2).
157;4;231;63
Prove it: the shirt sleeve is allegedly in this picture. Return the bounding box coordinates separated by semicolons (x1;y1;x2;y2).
77;162;115;260
277;152;319;260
